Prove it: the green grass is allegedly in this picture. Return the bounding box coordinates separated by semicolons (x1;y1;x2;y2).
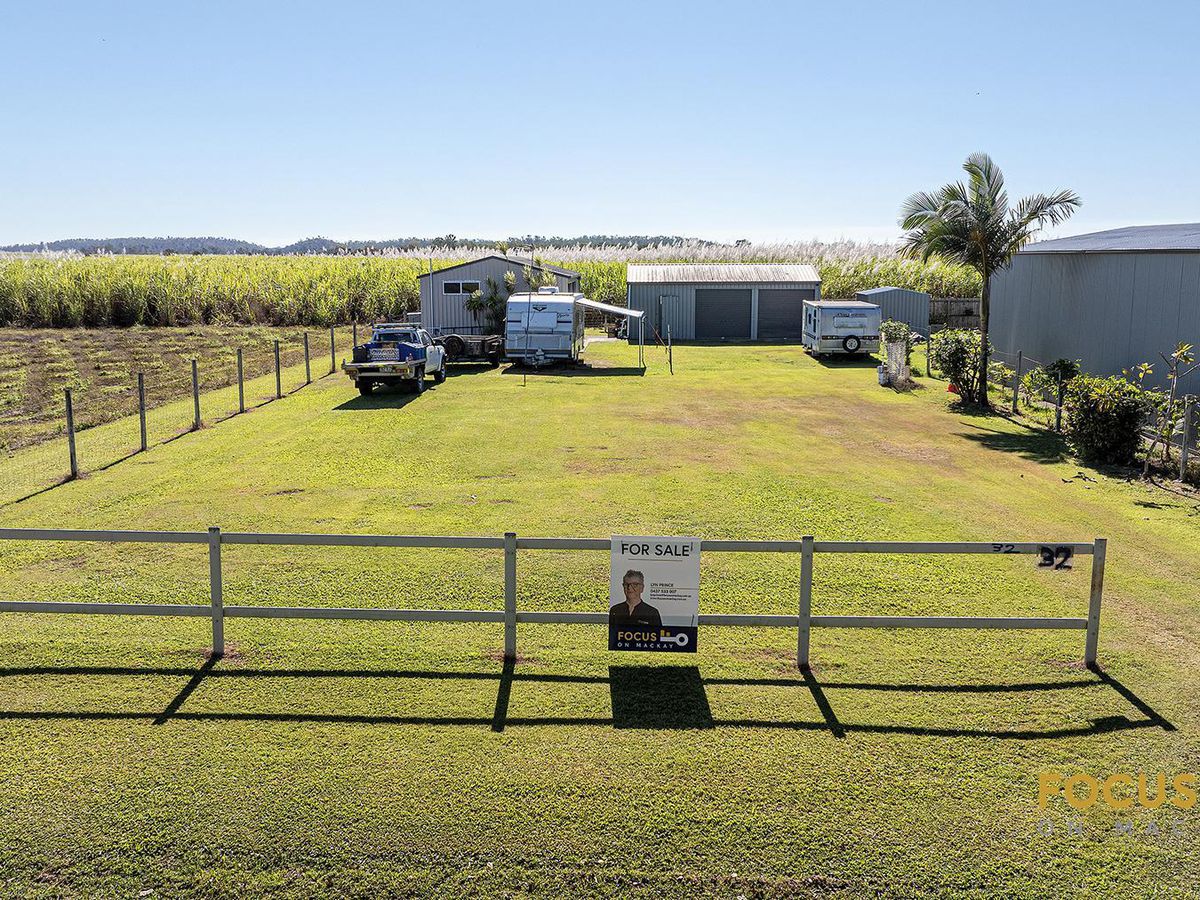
0;341;1197;897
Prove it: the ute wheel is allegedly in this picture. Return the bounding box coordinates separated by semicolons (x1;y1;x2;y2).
433;362;446;384
842;335;862;354
412;367;425;394
442;335;466;360
357;380;373;396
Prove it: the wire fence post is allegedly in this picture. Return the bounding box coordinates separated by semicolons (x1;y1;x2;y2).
1178;397;1194;483
208;526;224;658
353;322;358;347
237;348;245;414
1084;537;1106;667
137;372;147;452
797;534;814;670
1054;374;1064;433
64;388;79;479
503;531;517;660
274;340;282;399
667;324;673;375
1012;350;1023;413
304;332;311;384
191;359;201;430
329;326;336;375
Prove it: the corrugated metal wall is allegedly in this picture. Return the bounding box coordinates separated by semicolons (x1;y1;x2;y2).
627;280;821;341
855;288;931;335
990;251;1200;391
420;260;575;334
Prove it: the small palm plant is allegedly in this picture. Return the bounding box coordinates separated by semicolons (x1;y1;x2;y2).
900;153;1081;405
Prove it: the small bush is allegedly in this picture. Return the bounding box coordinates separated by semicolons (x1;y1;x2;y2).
1063;375;1149;465
988;361;1015;387
929;329;980;392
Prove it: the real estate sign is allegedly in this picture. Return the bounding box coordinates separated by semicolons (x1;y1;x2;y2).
608;536;700;652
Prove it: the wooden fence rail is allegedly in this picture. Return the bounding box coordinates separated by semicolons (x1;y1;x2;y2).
0;529;1106;669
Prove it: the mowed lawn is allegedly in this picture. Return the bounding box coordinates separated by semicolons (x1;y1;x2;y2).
0;340;1197;897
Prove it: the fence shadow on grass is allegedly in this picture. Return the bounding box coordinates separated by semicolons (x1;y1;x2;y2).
956;422;1069;464
0;660;1173;740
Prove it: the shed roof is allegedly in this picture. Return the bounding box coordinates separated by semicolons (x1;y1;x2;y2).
856;286;929;297
418;254;580;279
1022;223;1200;254
626;263;821;284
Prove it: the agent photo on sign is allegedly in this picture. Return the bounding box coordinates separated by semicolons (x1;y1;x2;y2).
609;569;662;629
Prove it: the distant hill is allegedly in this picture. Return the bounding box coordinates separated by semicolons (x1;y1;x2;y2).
1;234;706;255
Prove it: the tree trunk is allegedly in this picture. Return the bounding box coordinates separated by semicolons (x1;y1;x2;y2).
976;276;991;406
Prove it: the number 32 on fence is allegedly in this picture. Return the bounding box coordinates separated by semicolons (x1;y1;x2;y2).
1037;546;1074;570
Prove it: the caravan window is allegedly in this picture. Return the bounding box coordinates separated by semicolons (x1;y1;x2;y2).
528;311;559;331
833;313;868;329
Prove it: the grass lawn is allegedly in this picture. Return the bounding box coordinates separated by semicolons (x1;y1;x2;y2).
0;340;1197;897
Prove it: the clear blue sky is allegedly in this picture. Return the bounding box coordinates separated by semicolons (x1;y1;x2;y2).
2;0;1197;247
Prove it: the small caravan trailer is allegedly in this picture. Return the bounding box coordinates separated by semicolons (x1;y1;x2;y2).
505;288;586;366
802;300;881;356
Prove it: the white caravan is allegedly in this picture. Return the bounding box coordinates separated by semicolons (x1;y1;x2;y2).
802;300;882;356
505;288;586;366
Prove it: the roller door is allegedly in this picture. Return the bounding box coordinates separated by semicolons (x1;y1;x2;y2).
757;288;814;340
694;289;751;340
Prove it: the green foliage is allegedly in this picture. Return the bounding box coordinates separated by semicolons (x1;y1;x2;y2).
988;361;1015;387
0;254;980;329
879;320;910;344
1045;358;1081;382
929;329;980;393
1063;375;1149;465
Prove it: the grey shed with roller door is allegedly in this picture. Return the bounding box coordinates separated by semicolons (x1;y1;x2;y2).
626;264;821;342
855;287;930;336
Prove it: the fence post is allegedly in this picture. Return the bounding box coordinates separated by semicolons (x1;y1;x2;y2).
1054;374;1064;433
1178;398;1194;483
503;531;517;660
667;324;673;375
797;534;814;670
137;372;147;452
1012;351;1023;413
237;348;245;414
208;526;224;659
330;326;336;375
274;340;282;399
191;359;201;430
304;332;311;384
64;388;79;479
353;322;358;348
1084;537;1106;667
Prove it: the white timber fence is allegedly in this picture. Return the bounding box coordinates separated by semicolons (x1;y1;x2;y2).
0;529;1108;668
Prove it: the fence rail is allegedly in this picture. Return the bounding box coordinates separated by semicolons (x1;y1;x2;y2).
0;528;1107;669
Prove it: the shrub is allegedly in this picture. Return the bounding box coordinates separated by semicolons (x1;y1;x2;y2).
1063;375;1149;465
929;329;980;392
988;361;1015;388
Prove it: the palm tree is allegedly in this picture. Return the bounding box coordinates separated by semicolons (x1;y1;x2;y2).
899;153;1081;405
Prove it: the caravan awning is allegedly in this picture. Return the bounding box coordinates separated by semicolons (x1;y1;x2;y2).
574;297;645;319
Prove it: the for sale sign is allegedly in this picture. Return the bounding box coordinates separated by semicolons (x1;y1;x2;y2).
609;536;701;652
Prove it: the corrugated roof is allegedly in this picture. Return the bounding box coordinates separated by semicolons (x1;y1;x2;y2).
626;263;821;283
1022;223;1200;253
418;254;580;278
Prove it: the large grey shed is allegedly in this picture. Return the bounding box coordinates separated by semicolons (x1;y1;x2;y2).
990;224;1200;391
419;254;581;336
626;264;822;341
855;287;930;336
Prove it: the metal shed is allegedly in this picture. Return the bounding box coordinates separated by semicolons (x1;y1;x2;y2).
989;224;1200;391
419;255;581;336
855;286;930;336
626;264;822;341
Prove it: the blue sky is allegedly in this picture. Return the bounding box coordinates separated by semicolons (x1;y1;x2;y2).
2;0;1197;246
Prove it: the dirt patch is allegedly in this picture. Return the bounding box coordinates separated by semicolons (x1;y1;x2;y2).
273;487;304;495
